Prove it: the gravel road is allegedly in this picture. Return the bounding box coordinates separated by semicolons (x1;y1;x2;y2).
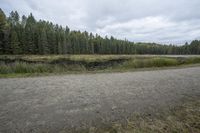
0;67;200;132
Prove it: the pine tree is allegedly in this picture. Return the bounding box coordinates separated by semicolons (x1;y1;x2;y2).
39;29;49;54
10;29;20;54
0;8;7;54
8;11;19;26
25;13;36;54
64;26;70;54
58;42;62;54
1;9;200;55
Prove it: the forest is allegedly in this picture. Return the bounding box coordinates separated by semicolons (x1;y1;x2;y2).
0;9;200;55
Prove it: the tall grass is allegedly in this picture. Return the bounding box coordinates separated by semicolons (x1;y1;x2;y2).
0;62;86;74
0;56;200;75
121;57;179;69
182;57;200;64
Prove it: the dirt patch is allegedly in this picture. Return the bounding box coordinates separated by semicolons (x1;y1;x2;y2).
51;58;130;70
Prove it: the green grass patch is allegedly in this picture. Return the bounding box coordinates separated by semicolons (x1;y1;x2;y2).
0;62;86;74
120;57;179;69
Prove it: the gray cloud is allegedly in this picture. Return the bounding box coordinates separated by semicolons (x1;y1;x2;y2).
1;0;200;44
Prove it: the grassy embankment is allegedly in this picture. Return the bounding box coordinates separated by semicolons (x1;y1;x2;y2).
0;55;200;77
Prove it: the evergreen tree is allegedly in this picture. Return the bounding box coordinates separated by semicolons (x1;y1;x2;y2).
8;11;19;26
0;8;7;54
0;9;200;55
25;13;36;54
10;29;20;54
41;29;49;54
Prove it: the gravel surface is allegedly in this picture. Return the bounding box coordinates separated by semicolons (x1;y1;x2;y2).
0;67;200;132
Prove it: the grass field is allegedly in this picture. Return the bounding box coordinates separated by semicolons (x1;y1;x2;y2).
0;55;200;77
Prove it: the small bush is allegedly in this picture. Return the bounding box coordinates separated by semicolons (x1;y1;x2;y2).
0;63;12;74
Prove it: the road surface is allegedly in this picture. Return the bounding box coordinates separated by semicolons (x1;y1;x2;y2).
0;67;200;132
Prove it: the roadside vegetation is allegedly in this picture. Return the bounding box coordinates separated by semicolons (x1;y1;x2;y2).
82;99;200;133
0;55;200;77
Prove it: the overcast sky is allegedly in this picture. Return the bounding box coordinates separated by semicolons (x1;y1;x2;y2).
1;0;200;45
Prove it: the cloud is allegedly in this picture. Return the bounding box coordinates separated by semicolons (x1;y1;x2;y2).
96;16;200;44
1;0;200;44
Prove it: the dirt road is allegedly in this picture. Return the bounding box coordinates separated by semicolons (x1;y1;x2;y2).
0;67;200;132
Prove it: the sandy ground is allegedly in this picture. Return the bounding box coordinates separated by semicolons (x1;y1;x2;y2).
0;67;200;132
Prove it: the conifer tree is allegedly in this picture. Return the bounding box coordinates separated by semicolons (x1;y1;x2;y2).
40;29;49;54
0;9;200;55
0;8;7;54
10;29;20;54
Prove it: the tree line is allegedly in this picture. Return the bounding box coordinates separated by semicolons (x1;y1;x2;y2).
0;9;200;55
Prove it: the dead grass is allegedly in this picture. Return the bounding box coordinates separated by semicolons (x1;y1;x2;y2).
76;99;200;133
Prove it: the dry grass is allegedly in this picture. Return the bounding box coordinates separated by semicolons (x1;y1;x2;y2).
77;99;200;133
